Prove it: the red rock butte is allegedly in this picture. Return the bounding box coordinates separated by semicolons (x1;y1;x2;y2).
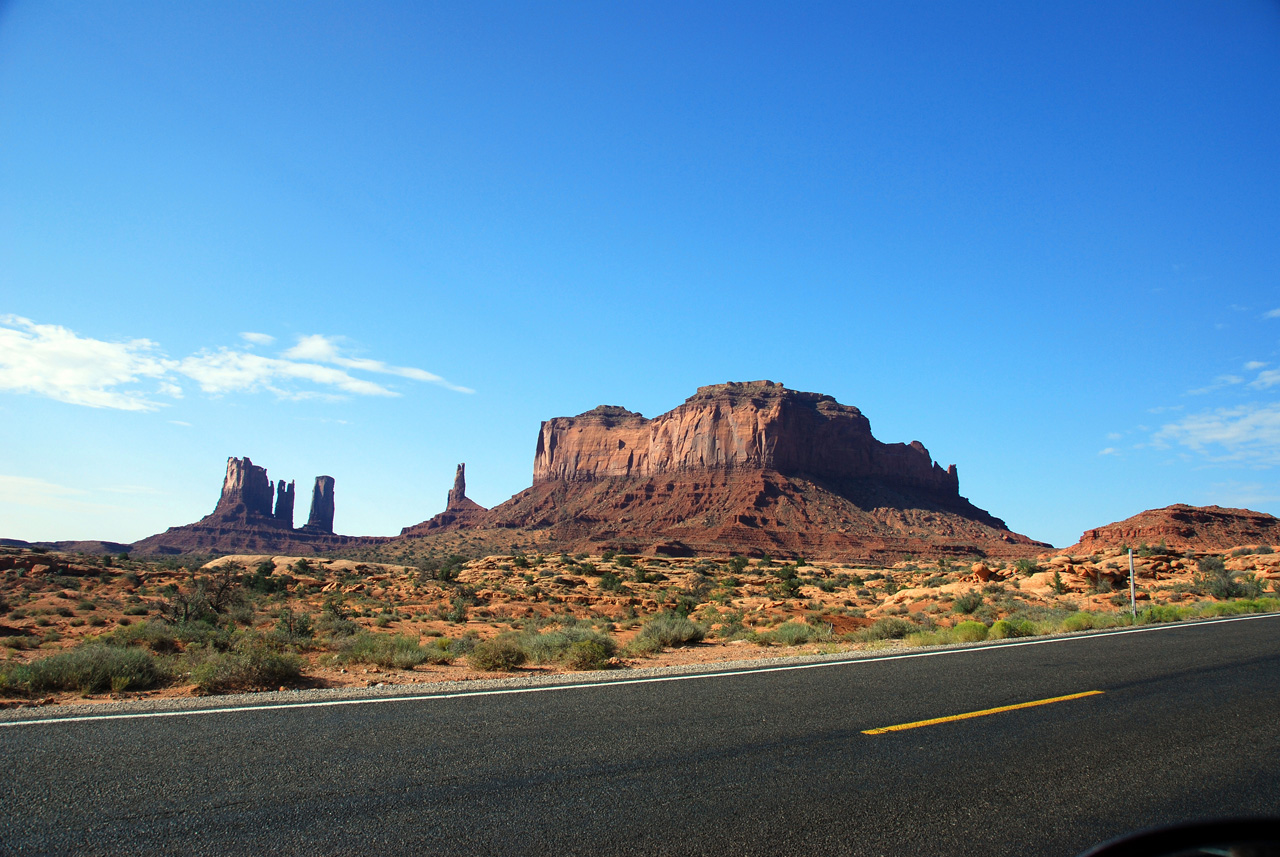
402;381;1049;560
1065;504;1280;553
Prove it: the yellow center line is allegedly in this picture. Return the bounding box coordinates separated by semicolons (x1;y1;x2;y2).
862;690;1105;735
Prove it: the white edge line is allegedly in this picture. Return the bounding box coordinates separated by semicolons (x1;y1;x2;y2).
3;611;1276;729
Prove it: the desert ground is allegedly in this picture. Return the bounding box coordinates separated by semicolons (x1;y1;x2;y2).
3;540;1278;707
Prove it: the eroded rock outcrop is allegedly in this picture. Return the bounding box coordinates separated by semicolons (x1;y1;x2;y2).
304;476;336;534
400;382;1047;560
131;457;383;556
215;457;275;518
1066;504;1280;553
400;463;489;536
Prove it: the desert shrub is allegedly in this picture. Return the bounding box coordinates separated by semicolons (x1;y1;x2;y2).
857;617;916;641
122;604;149;616
952;620;988;643
188;636;302;694
1013;559;1040;576
905;630;947;647
563;640;611;671
635;612;705;648
763;620;831;646
7;645;166;695
615;555;635;568
1139;604;1190;624
514;626;618;665
334;632;453;668
1060;612;1097;632
468;637;527;671
316;611;359;639
626;635;663;656
952;591;983;614
1194;556;1263;599
599;571;623;592
100;619;180;653
922;575;948;588
988;619;1036;639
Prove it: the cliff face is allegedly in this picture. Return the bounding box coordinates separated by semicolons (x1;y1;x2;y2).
214;457;276;518
533;381;958;496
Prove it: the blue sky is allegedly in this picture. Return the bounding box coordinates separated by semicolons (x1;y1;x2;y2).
2;1;1278;548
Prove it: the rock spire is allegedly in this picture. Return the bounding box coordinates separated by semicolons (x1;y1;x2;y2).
305;476;336;534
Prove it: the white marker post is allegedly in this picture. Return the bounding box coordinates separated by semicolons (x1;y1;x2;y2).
1129;548;1137;617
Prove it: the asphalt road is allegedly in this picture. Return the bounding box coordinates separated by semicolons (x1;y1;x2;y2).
3;614;1279;856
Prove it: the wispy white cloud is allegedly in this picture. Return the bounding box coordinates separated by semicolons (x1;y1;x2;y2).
1251;369;1280;390
1187;375;1244;395
178;349;397;398
1245;361;1269;371
1098;447;1118;456
168;420;192;427
1265;308;1280;319
0;315;472;411
0;315;176;410
1153;402;1280;466
284;334;475;393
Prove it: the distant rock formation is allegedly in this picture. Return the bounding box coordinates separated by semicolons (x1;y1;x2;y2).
215;456;275;518
400;463;489;536
533;382;960;495
399;382;1047;560
274;480;295;527
304;476;336;534
131;457;383;556
1066;504;1280;553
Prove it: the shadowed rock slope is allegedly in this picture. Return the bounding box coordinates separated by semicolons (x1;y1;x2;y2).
402;381;1047;561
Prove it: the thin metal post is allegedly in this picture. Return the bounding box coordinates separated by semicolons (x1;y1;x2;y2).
1129;548;1137;618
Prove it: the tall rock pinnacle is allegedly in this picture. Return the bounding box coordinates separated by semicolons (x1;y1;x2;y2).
274;480;295;527
447;463;467;510
305;476;336;533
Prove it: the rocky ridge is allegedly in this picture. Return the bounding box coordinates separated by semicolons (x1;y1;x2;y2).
1065;504;1280;553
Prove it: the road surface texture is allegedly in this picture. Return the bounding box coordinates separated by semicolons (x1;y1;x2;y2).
3;614;1279;856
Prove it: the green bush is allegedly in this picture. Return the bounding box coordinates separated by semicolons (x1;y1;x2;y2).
952;591;983;614
635;612;705;648
335;632;453;668
856;617;916;641
1060;612;1097;632
469;637;527;671
763;620;830;646
188;636;302;694
563;640;611;671
1012;558;1039;575
988;619;1036;639
514;626;618;664
3;645;166;695
952;621;988;643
